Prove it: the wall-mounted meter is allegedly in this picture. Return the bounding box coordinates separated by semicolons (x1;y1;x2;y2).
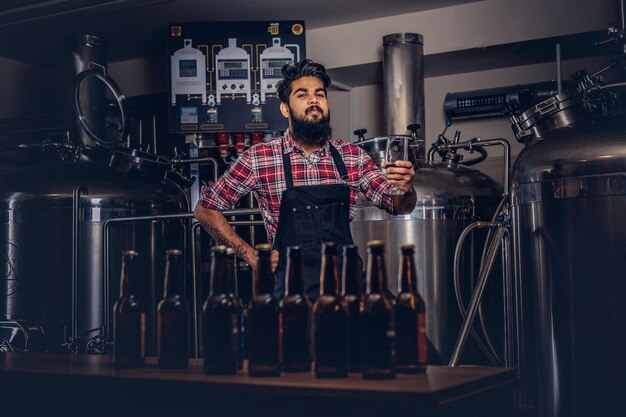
215;38;252;105
259;38;300;104
170;39;207;105
167;21;306;133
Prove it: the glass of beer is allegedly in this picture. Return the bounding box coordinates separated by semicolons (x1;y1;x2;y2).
383;136;410;195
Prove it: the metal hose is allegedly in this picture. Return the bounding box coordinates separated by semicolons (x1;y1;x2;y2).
452;220;502;365
450;225;508;367
475;193;510;363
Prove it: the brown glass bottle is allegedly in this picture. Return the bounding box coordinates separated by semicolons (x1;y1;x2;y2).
203;246;239;375
361;240;396;379
248;244;281;376
313;242;348;378
395;243;427;373
157;249;189;369
113;250;145;368
225;248;244;370
341;244;362;373
280;246;311;372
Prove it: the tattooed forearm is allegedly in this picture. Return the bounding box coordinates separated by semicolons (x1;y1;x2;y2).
205;223;251;263
194;205;256;267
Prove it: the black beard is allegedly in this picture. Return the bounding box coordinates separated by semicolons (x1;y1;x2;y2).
290;109;332;147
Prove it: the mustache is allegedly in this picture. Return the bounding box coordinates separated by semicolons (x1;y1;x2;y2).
305;106;323;115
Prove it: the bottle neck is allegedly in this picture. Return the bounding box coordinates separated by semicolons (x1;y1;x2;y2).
226;254;238;296
342;253;360;296
210;252;227;296
285;253;304;296
255;252;273;295
119;256;138;298
367;251;387;294
320;253;339;296
164;254;184;297
399;253;417;294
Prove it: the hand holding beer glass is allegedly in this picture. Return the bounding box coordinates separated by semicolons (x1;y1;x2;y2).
382;136;411;195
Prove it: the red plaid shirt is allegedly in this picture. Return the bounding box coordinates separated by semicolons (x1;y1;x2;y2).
199;131;395;245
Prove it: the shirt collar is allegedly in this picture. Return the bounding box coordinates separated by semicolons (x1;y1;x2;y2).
283;130;330;157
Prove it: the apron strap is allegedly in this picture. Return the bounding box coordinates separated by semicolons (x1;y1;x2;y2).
281;138;349;187
281;138;294;189
328;143;349;182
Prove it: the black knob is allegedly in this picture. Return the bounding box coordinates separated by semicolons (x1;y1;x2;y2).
406;123;421;134
353;128;367;141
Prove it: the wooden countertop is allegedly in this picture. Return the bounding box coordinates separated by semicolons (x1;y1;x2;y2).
0;353;517;417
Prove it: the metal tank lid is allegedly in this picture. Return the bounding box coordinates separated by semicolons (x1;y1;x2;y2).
411;160;501;204
512;115;626;187
383;33;423;46
355;160;501;220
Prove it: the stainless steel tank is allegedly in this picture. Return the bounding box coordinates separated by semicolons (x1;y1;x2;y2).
351;33;502;364
0;34;190;354
0;147;188;353
351;150;501;363
510;77;626;417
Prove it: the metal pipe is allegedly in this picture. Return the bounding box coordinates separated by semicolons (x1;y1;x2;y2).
477;194;510;365
464;138;510;195
427;146;437;162
175;157;220;183
179;155;219;210
138;118;143;148
450;225;508;367
501;228;516;369
427;137;510;195
72;185;88;340
152;115;157;155
190;222;203;357
556;43;562;94
248;193;256;249
383;33;425;146
103;208;261;351
452;220;502;365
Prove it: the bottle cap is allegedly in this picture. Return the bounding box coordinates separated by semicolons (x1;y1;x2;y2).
342;244;358;255
255;243;272;253
321;242;337;254
286;246;301;257
400;243;415;251
212;245;227;253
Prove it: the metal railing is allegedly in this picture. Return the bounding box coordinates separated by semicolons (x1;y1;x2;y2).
101;207;262;357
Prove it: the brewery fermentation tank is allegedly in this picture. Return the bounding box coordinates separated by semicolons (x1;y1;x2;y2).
351;142;501;364
0;148;188;353
510;77;626;417
0;34;190;353
351;33;503;363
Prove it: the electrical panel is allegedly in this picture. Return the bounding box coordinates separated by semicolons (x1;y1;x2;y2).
168;21;305;134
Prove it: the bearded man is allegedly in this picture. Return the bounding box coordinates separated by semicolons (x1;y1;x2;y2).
194;59;416;300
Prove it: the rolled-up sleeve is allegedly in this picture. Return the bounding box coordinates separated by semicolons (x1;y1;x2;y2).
198;152;256;211
357;149;395;214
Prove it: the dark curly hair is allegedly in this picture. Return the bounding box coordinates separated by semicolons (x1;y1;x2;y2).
276;59;331;103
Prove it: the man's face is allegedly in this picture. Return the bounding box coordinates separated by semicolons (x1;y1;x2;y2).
280;76;331;145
